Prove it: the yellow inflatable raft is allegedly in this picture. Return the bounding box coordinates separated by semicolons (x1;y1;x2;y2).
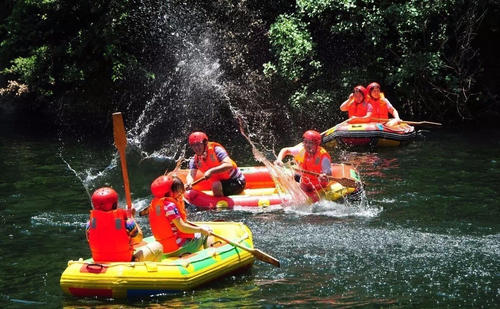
60;221;255;298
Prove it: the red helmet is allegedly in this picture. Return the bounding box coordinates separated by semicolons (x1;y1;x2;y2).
91;187;118;211
188;131;208;145
303;130;322;145
151;175;173;198
367;82;380;97
353;85;367;98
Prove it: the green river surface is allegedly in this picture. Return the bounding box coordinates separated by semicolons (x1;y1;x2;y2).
1;118;499;308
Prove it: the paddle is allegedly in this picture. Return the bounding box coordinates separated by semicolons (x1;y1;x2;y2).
112;112;133;213
290;165;359;188
187;221;281;268
185;175;208;190
370;118;442;126
112;112;143;243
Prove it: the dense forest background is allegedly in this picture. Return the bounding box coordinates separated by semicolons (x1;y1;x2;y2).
1;0;499;142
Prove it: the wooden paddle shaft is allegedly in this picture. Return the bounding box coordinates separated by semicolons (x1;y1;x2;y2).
292;166;357;187
112;112;132;210
186;221;281;267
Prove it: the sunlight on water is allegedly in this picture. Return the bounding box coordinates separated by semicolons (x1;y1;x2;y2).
31;212;88;228
288;199;383;218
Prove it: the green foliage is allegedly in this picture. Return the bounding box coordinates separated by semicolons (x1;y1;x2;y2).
0;0;496;132
267;14;316;81
266;0;490;123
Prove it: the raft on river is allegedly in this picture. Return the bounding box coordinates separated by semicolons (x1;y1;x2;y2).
60;221;255;299
322;121;416;148
177;164;362;210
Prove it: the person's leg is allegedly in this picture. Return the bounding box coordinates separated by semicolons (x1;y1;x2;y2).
220;177;245;196
133;241;163;262
165;235;206;257
212;180;224;196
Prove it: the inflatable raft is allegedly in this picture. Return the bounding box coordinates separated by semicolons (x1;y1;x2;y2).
178;164;362;210
322;122;416;148
60;221;255;299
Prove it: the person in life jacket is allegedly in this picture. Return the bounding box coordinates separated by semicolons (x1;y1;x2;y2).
185;131;246;197
339;85;374;123
86;187;140;262
148;175;213;256
366;82;401;126
275;130;332;198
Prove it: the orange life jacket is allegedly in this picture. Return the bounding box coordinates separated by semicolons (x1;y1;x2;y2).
294;146;331;189
367;92;389;120
87;209;133;262
148;197;192;253
348;100;370;118
194;142;237;181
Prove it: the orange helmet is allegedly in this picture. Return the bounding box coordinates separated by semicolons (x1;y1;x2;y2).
188;131;208;145
303;130;322;145
151;175;173;198
91;187;118;211
367;82;380;98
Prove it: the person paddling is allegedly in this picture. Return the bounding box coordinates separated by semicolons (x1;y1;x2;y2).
185;131;246;197
148;175;213;256
86;187;142;262
339;85;373;123
366;82;401;126
275;130;332;201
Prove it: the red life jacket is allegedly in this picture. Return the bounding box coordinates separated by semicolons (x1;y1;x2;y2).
148;197;192;253
87;209;133;262
367;92;389;120
294;146;331;190
348;101;370;118
194;142;237;181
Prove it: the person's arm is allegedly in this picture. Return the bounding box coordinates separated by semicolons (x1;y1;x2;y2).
385;99;401;125
275;147;295;164
317;156;332;184
321;157;332;176
387;100;400;120
204;156;233;179
362;103;373;119
186;158;197;189
85;221;90;241
339;94;354;111
172;217;211;236
126;216;143;244
125;218;139;238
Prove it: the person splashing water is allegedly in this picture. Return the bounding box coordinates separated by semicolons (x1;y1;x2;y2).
237;117;309;207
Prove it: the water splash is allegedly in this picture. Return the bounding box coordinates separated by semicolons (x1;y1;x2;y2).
286;199;382;218
56;4;286;205
238;117;310;207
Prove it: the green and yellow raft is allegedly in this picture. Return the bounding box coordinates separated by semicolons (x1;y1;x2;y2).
60;221;255;299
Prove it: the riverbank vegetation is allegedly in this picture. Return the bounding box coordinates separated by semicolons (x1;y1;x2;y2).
1;0;499;137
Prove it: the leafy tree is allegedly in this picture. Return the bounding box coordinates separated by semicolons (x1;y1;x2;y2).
265;0;495;124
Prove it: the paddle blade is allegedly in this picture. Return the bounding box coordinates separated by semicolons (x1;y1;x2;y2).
252;248;281;268
112;112;127;150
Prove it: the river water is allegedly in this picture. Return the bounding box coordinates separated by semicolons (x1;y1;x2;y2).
1;119;499;308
